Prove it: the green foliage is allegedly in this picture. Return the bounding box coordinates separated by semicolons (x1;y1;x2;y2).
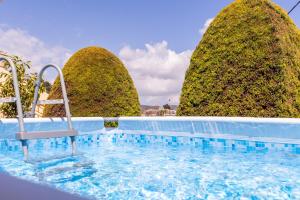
177;0;300;117
43;46;141;117
104;121;119;128
0;52;45;117
158;109;166;116
163;104;171;110
43;81;52;93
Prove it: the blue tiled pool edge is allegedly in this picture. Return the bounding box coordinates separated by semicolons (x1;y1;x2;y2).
1;132;299;155
0;117;300;154
110;133;300;154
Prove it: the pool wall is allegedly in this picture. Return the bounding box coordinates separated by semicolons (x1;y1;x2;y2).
117;117;300;153
0;117;300;153
117;117;300;143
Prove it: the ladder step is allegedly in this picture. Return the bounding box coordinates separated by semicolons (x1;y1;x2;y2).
16;129;78;140
0;97;16;103
37;99;64;105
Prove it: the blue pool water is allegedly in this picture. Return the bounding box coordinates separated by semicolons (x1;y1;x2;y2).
0;134;300;200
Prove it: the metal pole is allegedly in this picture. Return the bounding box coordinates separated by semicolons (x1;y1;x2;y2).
288;1;300;14
0;56;28;159
30;79;42;117
1;57;25;132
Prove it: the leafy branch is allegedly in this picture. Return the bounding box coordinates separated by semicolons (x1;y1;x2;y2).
0;52;46;117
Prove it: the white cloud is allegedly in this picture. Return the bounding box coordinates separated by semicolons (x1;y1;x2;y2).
119;41;192;105
0;25;71;81
0;25;193;106
199;18;214;35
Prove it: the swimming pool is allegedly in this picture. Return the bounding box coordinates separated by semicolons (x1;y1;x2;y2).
0;117;300;199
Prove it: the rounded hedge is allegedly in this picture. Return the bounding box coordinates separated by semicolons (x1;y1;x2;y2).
43;46;141;117
177;0;300;117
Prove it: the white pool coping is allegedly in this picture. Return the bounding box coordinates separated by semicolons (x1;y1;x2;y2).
0;117;104;123
1;116;300;124
118;116;300;124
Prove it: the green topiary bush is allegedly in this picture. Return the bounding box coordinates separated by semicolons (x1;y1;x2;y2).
43;46;141;117
177;0;300;117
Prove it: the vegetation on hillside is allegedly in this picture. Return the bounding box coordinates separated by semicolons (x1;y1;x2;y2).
43;46;141;117
177;0;300;117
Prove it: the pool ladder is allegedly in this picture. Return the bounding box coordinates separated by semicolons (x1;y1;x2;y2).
0;56;78;160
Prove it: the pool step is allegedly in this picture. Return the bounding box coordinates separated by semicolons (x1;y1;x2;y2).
31;156;79;168
16;129;78;140
0;97;16;103
34;156;97;183
37;99;64;105
27;153;84;164
36;161;95;176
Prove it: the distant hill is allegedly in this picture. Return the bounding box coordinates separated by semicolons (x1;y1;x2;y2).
169;105;178;110
141;105;160;112
141;105;178;111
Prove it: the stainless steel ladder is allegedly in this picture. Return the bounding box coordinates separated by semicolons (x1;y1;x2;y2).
0;56;77;159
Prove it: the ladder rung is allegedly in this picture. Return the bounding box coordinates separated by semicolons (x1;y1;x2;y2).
16;129;78;140
37;99;64;105
0;97;16;103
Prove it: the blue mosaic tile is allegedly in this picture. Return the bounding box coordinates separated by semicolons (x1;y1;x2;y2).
113;134;300;154
255;142;265;148
0;133;299;154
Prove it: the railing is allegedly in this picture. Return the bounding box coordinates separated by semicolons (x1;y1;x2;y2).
0;55;27;155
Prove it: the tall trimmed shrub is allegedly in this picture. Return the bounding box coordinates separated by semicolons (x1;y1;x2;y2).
178;0;300;117
43;46;141;117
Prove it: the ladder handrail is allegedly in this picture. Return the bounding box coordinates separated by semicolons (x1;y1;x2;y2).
0;56;25;133
31;64;73;130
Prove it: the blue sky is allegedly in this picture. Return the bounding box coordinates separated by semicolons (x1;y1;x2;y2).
0;0;299;105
